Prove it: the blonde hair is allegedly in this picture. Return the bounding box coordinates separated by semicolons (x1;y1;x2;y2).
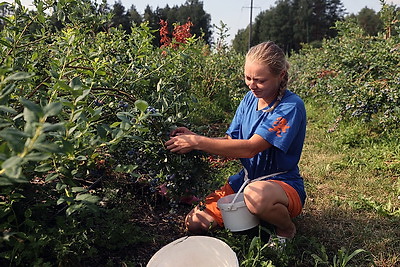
246;41;289;112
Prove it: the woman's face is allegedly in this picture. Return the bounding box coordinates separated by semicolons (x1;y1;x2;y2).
244;60;283;102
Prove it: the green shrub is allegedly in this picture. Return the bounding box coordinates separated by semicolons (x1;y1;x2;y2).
0;0;246;263
290;4;400;130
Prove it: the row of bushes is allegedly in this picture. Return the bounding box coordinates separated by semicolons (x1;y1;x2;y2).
0;0;244;264
289;3;400;131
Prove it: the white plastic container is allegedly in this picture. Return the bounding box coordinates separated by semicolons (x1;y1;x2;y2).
147;236;239;267
217;192;260;232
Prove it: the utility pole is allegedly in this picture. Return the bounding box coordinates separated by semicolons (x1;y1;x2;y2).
249;0;253;50
242;0;260;50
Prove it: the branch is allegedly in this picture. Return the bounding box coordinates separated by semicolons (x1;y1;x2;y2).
26;76;51;99
91;87;137;103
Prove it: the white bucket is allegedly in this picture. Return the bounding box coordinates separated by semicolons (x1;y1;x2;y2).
217;192;259;232
147;236;238;267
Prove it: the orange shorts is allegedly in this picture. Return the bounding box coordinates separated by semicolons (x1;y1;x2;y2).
204;180;303;227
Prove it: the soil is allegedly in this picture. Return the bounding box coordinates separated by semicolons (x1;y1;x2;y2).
130;199;191;266
110;177;193;267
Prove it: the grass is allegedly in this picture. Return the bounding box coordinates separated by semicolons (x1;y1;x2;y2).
293;100;400;266
200;99;399;266
201;99;398;266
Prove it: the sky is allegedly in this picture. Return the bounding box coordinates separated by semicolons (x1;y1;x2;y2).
12;0;400;42
105;0;400;42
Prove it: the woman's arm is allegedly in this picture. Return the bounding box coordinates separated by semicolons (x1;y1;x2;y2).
165;133;271;158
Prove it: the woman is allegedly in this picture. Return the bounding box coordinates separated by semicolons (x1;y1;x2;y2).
165;41;306;244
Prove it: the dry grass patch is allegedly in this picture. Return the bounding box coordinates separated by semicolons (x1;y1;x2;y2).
295;101;400;266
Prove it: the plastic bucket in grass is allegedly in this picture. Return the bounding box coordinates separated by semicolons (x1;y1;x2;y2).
217;192;260;232
147;236;238;267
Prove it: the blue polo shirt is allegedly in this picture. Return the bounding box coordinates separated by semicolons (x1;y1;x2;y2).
226;90;307;205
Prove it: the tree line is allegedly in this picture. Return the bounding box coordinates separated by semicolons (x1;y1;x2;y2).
106;0;212;46
232;0;387;54
0;0;212;46
0;0;389;53
101;0;387;54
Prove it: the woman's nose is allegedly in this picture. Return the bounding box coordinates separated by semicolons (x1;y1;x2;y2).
248;80;257;89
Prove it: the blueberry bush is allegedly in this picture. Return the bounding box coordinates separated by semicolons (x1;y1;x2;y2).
289;2;400;130
0;0;244;264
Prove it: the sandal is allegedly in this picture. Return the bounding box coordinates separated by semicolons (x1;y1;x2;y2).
266;235;291;250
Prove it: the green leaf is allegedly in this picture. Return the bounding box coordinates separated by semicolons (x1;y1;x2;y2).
66;203;82;216
2;156;23;168
0;128;28;152
57;196;72;205
36;1;45;23
346;249;367;263
34;162;52;172
72;187;86;193
3;72;34;83
24;209;32;218
55;80;71;91
45;173;58;182
0;128;29;141
75;193;100;204
2;156;23;178
75;89;91;104
23;109;39;126
33;142;62;153
43;102;63;117
0;105;17;114
56;182;67;191
110;121;121;128
71;110;83;122
20;98;43;114
50;69;59;79
1;83;16;97
25;152;51;161
0;177;16;186
70;77;82;90
57;10;65;23
135;100;148;113
61;140;74;154
116;112;132;124
0;122;12;128
42;122;65;132
96;124;107;139
115;164;137;173
0;38;12;48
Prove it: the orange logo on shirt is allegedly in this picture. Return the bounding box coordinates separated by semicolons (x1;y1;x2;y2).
268;117;290;137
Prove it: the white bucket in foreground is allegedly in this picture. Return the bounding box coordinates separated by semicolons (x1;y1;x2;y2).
147;236;238;267
217;193;260;232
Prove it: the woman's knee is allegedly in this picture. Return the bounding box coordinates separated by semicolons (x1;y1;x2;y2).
243;184;265;215
243;181;285;215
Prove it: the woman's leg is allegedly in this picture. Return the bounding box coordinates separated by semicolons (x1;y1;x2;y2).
243;181;297;238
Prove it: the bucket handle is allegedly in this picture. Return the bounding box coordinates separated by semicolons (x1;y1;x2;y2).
226;169;287;211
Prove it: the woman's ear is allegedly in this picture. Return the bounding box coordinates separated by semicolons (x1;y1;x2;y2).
280;70;286;79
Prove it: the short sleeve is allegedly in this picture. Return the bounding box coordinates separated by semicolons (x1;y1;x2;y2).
255;102;305;153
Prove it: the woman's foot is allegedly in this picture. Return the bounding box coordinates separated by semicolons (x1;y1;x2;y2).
275;221;296;239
